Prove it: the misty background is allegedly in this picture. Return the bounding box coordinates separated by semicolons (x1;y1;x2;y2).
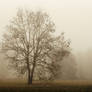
0;0;92;80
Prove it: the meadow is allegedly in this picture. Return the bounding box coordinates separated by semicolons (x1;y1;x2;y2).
0;80;92;92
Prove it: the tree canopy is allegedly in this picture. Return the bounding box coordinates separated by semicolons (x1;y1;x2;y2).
2;9;71;84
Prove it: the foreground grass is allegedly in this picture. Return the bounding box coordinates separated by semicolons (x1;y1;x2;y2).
0;80;92;92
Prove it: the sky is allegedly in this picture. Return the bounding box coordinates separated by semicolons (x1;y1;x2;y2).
0;0;92;52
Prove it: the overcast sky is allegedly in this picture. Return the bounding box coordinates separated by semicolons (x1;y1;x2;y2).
0;0;92;52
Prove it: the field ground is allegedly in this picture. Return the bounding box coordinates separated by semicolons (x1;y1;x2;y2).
0;80;92;92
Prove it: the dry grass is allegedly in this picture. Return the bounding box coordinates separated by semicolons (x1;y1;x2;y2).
0;80;92;92
0;79;92;86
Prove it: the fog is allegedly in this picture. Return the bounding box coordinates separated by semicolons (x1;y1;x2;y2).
1;50;92;80
0;0;92;80
76;49;92;80
0;0;92;51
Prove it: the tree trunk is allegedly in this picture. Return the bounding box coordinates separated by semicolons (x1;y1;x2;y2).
26;57;31;85
30;58;36;84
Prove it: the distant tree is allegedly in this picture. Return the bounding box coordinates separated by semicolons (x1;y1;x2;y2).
2;9;71;84
57;54;78;80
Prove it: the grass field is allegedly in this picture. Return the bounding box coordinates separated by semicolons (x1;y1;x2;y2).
0;80;92;92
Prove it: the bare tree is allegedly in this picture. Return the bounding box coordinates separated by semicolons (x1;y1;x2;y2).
2;9;71;84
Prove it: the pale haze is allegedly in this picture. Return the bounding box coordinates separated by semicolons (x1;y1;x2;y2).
0;0;92;80
0;0;92;52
